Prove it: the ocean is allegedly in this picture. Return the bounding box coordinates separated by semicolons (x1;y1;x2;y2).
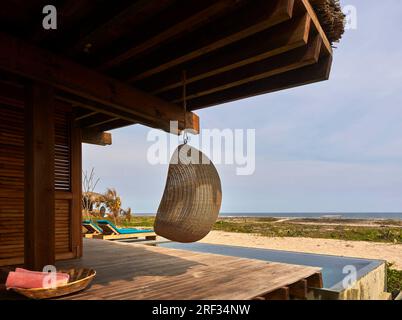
218;212;402;220
138;212;402;220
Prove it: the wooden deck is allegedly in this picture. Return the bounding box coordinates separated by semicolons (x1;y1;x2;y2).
52;239;322;300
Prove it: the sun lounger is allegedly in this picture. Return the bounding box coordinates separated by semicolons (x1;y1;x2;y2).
93;220;157;240
82;220;103;238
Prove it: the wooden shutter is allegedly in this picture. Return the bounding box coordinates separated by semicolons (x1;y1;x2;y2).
0;83;25;265
54;103;73;256
55;108;71;192
0;81;80;266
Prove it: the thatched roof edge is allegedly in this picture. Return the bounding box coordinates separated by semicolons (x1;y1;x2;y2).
310;0;345;44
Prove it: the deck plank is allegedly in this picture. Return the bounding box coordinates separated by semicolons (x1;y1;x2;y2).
56;239;321;300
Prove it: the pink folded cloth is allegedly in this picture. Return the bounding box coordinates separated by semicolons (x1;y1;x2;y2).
6;268;70;289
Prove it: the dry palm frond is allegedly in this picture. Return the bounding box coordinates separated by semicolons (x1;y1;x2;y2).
103;188;122;224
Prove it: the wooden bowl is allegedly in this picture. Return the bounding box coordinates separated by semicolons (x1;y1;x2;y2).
12;268;96;300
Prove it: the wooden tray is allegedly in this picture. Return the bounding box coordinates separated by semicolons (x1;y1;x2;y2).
12;268;96;300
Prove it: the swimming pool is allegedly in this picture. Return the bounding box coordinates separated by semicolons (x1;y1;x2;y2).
157;242;384;292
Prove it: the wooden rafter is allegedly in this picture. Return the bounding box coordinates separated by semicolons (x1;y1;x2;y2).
60;94;138;125
301;0;332;55
187;54;332;110
0;32;199;134
66;0;176;56
74;110;98;121
31;0;151;51
31;1;90;43
99;0;243;70
78;114;120;129
0;0;337;130
90;119;133;132
163;35;322;103
144;13;312;94
128;0;295;82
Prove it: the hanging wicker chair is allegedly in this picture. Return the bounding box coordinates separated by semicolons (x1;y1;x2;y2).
154;144;222;242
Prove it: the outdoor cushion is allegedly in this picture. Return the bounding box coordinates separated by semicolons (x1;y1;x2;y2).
96;220;153;234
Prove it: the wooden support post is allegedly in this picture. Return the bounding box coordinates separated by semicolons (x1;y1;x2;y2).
24;83;55;270
288;279;308;299
70;124;83;258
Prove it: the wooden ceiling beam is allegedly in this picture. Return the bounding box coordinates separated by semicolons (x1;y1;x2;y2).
32;0;142;52
187;54;332;110
77;113;119;129
31;1;92;43
162;34;322;103
82;129;112;146
67;0;175;57
85;117;120;129
99;0;242;70
59;93;139;125
143;13;311;95
74;110;98;121
89;119;134;132
0;32;198;134
128;0;295;82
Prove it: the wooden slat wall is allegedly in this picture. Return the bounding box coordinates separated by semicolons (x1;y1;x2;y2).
55;199;71;255
54;103;73;256
0;81;80;266
0;100;24;265
55;109;71;192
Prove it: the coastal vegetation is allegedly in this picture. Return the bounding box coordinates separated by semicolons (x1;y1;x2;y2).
117;216;402;244
387;264;402;294
213;218;402;244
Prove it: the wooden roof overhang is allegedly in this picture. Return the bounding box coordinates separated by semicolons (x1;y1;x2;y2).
0;0;339;145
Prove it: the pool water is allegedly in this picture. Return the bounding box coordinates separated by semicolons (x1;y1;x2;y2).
158;242;383;291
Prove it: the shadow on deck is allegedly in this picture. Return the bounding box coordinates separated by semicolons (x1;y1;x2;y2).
1;239;323;300
57;239;322;300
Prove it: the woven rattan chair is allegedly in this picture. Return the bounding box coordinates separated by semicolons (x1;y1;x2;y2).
155;144;222;242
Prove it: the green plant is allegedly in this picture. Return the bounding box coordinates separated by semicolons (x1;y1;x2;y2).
387;263;402;294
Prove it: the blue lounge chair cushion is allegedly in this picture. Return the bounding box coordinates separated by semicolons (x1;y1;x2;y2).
96;220;153;234
82;220;103;233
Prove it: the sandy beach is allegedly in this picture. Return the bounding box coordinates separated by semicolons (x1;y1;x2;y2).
201;231;402;270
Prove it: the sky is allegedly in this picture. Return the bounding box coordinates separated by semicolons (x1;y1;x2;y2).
83;1;402;214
